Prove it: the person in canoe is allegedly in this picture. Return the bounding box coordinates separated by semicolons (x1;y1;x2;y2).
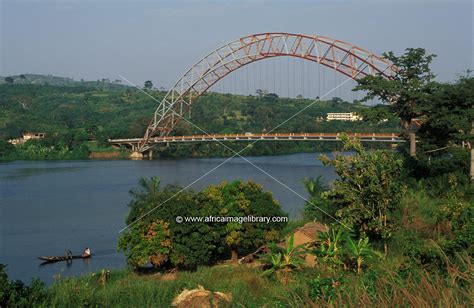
82;247;91;258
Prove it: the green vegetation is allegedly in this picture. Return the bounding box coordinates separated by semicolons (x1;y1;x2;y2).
0;76;399;160
118;179;287;268
1;49;472;306
0;265;46;307
319;135;406;251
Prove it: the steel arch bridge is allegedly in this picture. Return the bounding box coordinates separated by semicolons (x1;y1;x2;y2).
133;33;398;152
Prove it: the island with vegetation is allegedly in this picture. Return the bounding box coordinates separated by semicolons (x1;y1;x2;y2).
1;49;472;307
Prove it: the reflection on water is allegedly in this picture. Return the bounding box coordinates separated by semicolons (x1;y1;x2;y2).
0;153;337;284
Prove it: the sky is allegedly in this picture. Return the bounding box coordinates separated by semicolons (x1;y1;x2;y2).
1;0;472;98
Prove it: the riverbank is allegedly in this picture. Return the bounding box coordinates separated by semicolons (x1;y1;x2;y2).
2;139;395;161
4;252;472;307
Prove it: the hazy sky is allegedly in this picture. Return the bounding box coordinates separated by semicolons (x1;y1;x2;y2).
1;0;472;94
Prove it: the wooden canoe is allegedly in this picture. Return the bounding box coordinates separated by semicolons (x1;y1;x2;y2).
38;254;91;263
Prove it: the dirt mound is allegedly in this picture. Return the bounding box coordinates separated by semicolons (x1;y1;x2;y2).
172;285;231;308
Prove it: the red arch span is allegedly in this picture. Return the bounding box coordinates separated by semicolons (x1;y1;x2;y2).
140;33;397;151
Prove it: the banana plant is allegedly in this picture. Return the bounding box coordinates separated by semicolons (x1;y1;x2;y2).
345;236;383;274
313;227;345;268
262;234;306;285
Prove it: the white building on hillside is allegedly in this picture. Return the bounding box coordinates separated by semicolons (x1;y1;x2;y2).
326;112;362;122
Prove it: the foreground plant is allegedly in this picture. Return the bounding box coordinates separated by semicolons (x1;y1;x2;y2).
313;226;345;269
262;234;306;285
320;136;406;253
345;236;383;274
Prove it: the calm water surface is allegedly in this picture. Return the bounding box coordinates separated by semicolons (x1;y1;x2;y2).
0;153;337;284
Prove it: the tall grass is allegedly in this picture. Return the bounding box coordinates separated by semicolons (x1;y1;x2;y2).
35;259;472;307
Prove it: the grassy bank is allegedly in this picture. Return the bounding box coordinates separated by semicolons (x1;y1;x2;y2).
32;259;473;307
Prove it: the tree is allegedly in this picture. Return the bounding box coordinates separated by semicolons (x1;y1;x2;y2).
144;80;153;90
264;93;279;101
0;140;15;158
416;76;474;179
255;89;268;99
199;180;287;262
119;177;217;269
118;219;172;267
419;76;473;148
320;135;406;252
4;77;14;84
303;176;332;223
354;48;437;157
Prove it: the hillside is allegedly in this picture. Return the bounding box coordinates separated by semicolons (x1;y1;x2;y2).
0;74;129;90
0;82;400;159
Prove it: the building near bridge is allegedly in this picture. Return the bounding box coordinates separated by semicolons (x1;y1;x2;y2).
326;112;362;122
8;132;46;145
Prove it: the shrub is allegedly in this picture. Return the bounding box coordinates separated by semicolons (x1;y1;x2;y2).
119;178;217;269
308;275;343;302
0;264;47;307
199;180;287;262
119;178;287;269
320;135;406;250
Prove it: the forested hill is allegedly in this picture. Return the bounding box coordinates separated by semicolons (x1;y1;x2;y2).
0;74;129;89
0;82;400;159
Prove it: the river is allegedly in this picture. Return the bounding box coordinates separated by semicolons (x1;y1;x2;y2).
0;152;337;284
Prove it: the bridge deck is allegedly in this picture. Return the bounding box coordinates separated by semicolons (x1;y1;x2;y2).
109;132;404;147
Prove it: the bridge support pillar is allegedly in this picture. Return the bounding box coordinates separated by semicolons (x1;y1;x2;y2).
130;151;144;159
146;150;153;160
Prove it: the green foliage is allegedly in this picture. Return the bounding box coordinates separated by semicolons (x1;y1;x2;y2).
262;234;306;285
313;226;346;269
0;264;47;307
119;178;287;269
410;76;474;178
144;80;153;89
419;76;474;148
302;176;333;222
320;135;406;242
345;236;383;274
308;275;343;302
0;81;400;160
119;177;216;269
118;220;172;267
355;48;437;124
199;180;287;261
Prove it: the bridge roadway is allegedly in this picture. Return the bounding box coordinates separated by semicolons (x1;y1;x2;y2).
109;132;404;151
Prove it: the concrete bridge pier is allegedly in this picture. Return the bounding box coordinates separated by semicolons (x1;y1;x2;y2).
130;148;153;160
130;151;144;159
129;143;144;159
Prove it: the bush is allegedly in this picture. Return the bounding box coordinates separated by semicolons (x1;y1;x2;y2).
119;178;216;269
119;178;287;269
0;264;47;307
199;180;287;261
308;275;343;302
320;136;406;247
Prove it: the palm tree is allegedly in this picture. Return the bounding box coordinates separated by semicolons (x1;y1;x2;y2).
129;176;161;202
303;175;327;198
